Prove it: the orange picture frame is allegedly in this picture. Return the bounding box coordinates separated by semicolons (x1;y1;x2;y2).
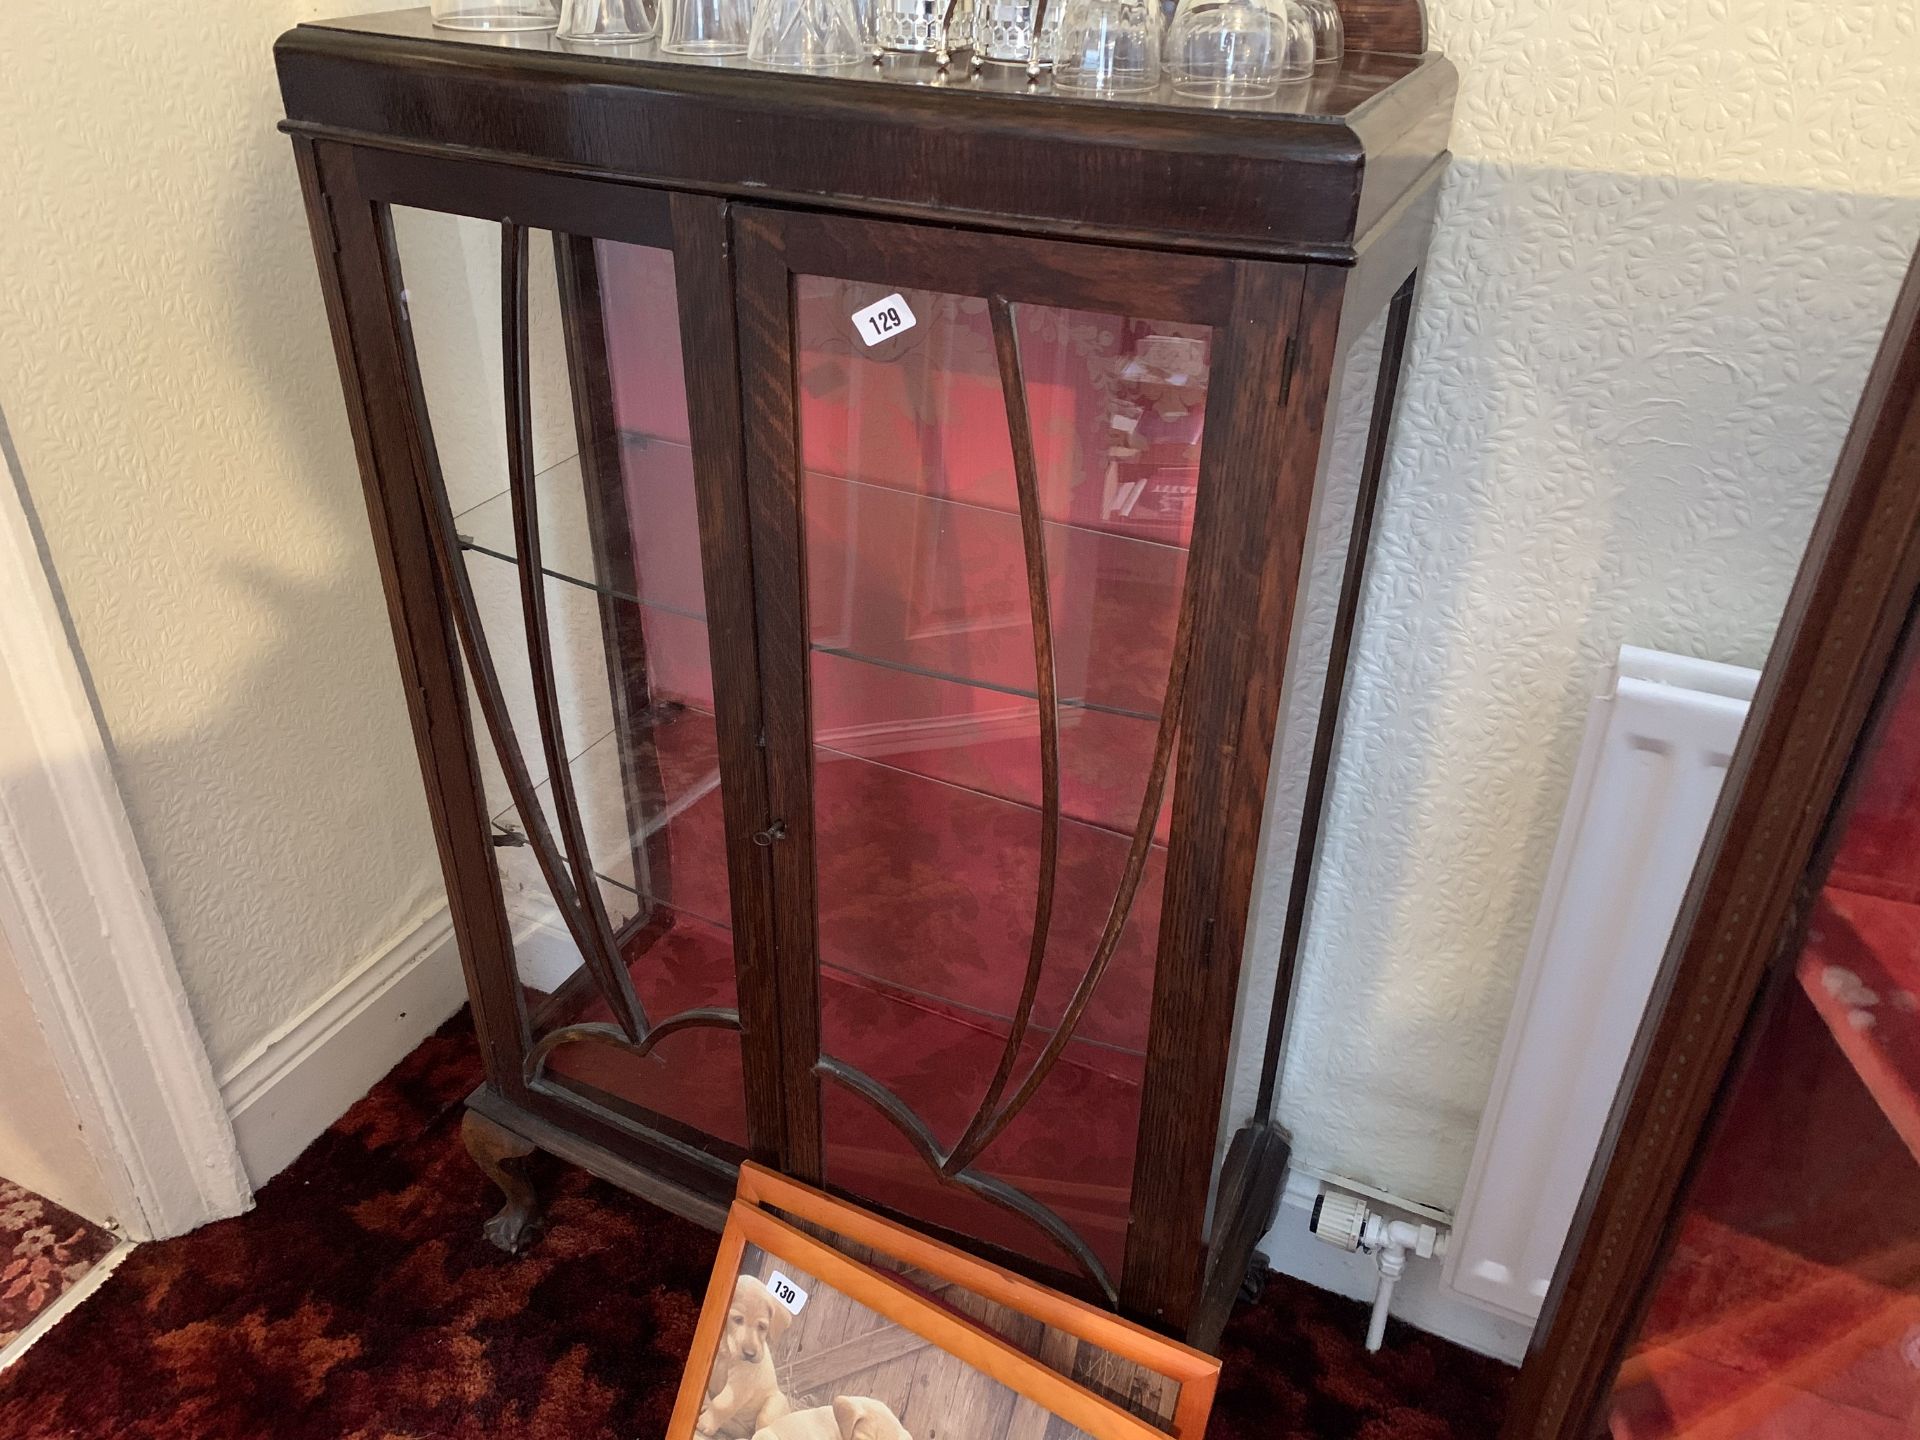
666;1168;1220;1440
733;1164;1219;1440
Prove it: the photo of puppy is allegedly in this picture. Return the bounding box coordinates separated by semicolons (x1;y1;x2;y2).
752;1395;912;1440
695;1247;1098;1440
697;1274;795;1438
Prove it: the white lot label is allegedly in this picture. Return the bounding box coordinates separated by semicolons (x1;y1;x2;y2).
766;1270;809;1313
852;292;917;347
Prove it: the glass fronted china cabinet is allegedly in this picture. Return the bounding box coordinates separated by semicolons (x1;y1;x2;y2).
276;4;1454;1348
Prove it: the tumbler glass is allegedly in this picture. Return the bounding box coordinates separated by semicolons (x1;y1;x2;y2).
1165;0;1311;101
660;0;752;51
431;0;560;29
1296;0;1341;66
1052;0;1160;93
558;0;657;40
747;0;866;66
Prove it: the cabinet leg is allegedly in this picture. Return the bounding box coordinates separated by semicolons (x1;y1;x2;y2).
1188;1120;1291;1351
462;1109;544;1253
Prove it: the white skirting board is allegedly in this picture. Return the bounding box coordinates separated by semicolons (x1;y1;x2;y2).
1258;1171;1534;1364
217;902;468;1185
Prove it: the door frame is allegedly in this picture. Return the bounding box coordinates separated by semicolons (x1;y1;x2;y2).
1503;243;1920;1436
730;204;1324;1329
0;406;252;1241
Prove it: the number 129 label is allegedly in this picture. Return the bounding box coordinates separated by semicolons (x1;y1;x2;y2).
852;292;917;347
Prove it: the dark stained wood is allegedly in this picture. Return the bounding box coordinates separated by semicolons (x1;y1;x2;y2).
1124;258;1325;1328
553;234;676;922
731;207;826;1182
1503;241;1920;1438
293;137;532;1094
945;296;1062;1176
462;1108;545;1252
668;193;792;1171
469;1081;733;1230
281;16;1453;1341
1335;0;1428;58
769;211;1237;324
1255;270;1417;1117
1191;269;1420;1352
274;10;1455;265
1188;1121;1290;1352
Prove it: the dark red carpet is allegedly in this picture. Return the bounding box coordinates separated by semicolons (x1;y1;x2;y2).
0;1017;1512;1440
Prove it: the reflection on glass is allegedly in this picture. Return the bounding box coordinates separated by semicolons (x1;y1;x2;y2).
1607;647;1920;1437
396;211;748;1155
796;279;1210;1274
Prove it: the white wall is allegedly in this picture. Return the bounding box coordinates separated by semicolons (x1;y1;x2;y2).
0;927;114;1227
0;2;444;1079
1228;0;1920;1210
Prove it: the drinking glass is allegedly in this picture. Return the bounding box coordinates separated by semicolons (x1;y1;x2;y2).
430;0;560;29
1052;0;1160;93
1296;0;1341;66
971;0;1059;68
747;0;867;66
558;0;657;40
873;0;944;53
1165;0;1311;101
660;0;753;53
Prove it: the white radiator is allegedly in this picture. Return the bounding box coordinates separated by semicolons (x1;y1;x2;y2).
1442;645;1757;1323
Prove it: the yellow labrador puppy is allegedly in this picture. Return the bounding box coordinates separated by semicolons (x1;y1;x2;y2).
697;1275;795;1438
753;1396;912;1440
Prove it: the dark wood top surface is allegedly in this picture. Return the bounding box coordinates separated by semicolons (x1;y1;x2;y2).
303;7;1424;120
278;7;1455;259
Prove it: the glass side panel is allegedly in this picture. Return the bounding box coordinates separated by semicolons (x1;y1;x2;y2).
795;277;1211;1277
1605;643;1920;1437
392;209;746;1156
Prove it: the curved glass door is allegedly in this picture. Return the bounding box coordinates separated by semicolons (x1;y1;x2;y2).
791;277;1213;1290
391;206;752;1164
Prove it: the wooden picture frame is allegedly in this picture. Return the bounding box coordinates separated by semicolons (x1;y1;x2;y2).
669;1194;1213;1440
733;1164;1219;1440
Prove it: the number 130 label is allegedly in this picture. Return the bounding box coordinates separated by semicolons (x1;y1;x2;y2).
852;292;917;347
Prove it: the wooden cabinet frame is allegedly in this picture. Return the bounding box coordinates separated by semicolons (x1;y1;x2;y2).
279;10;1453;1346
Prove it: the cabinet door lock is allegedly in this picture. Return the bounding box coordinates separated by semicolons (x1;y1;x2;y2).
752;820;788;847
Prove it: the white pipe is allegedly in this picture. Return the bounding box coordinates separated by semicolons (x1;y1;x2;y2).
1366;1257;1402;1352
1361;1215;1447;1354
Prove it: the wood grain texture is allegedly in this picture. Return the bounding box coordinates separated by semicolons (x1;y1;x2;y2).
1503;241;1920;1438
275;11;1455;264
1123;258;1322;1328
284;26;1451;1338
733;1163;1220;1440
294;138;532;1095
1335;0;1427;57
732;207;827;1183
670;193;793;1170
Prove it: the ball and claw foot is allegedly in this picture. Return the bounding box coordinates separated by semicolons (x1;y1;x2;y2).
462;1109;545;1254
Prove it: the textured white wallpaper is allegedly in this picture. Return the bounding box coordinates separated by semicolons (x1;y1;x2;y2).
1226;0;1920;1208
0;2;445;1075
